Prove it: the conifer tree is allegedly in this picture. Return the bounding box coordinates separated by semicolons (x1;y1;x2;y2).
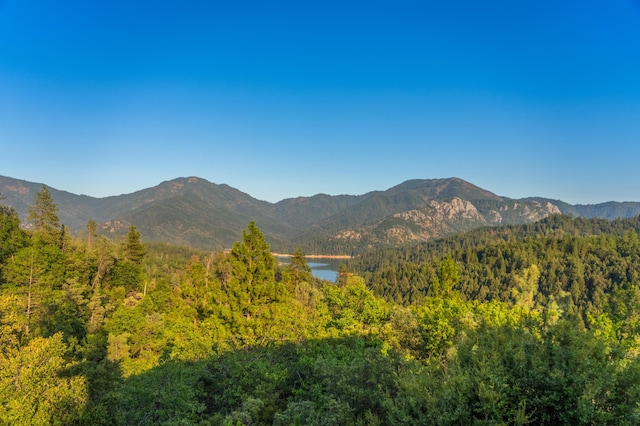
28;186;59;242
123;225;146;264
86;219;98;251
2;187;67;337
282;248;313;292
228;221;277;320
0;204;27;266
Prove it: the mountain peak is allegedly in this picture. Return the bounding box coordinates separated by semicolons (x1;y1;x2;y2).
161;176;211;187
2;174;639;252
388;177;503;201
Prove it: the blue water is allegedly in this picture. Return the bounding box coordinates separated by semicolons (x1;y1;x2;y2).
307;262;338;282
276;257;343;282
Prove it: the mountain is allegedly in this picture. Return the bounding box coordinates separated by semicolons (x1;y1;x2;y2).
0;175;104;231
292;180;562;252
1;175;638;253
0;176;289;249
522;197;640;220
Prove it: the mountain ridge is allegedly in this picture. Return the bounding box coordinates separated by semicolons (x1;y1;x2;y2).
2;174;639;253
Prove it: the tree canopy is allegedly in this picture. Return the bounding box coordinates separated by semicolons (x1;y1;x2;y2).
1;206;640;424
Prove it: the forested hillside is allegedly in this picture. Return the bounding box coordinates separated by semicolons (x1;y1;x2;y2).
350;214;640;309
3;175;640;254
2;189;640;424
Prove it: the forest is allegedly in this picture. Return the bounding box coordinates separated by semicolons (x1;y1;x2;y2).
1;187;640;425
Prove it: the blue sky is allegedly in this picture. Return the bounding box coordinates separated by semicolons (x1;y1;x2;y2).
1;0;639;204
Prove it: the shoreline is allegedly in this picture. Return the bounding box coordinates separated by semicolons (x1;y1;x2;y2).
272;253;352;259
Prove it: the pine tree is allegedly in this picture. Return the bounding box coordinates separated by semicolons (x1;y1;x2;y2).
0;204;27;265
110;226;147;293
228;221;277;320
282;248;313;292
28;186;60;242
123;225;146;264
86;219;98;251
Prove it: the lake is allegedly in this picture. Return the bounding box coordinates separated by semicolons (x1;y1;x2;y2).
275;256;346;282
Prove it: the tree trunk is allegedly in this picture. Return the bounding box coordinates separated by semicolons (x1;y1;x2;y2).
26;249;34;337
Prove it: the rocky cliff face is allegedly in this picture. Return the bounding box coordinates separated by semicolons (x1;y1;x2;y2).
330;197;562;246
487;200;561;224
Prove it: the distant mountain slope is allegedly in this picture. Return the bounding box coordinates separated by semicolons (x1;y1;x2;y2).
1;175;639;252
386;178;503;201
274;193;366;230
0;175;103;230
0;175;286;248
524;197;640;220
117;179;290;249
295;196;561;253
314;178;506;231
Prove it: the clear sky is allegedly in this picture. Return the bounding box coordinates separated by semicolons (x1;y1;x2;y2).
1;1;639;204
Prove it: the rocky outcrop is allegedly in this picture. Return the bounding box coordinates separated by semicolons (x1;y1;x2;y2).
331;197;563;246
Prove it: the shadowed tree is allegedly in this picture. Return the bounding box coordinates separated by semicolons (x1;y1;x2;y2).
0;204;27;269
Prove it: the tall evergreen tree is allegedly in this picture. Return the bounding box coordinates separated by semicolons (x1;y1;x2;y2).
28;186;59;241
111;226;147;293
282;248;313;292
86;219;98;251
228;221;277;320
123;225;146;264
1;187;67;337
0;204;27;267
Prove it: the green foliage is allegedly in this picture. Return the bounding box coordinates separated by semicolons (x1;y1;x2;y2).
0;294;26;351
429;254;460;298
227;221;280;324
110;260;144;293
0;205;27;268
279;248;314;292
1;214;640;424
123;225;146;264
431;318;640;425
352;215;640;323
323;275;389;334
100;361;207;425
28;185;60;243
416;295;471;359
0;333;87;425
511;264;541;311
200;336;424;426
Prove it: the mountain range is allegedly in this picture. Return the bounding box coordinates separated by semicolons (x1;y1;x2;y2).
2;175;639;254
